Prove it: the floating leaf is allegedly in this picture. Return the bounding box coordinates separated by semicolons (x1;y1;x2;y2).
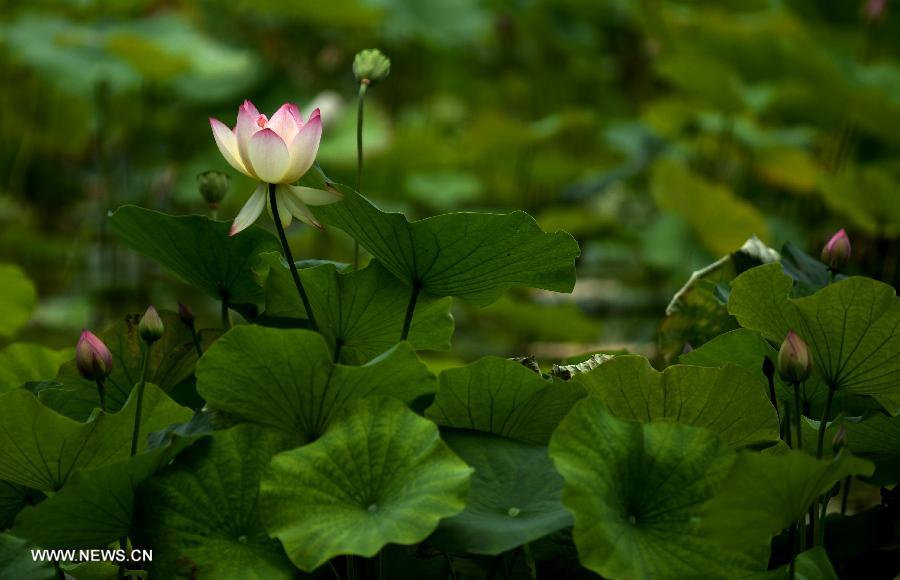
428;429;571;555
0;343;73;394
0;482;43;531
109;205;279;305
0;384;191;491
134;425;296;580
425;356;585;444
573;355;779;448
312;184;579;307
700;450;874;548
549;399;764;578
45;310;212;420
197;326;435;443
728;264;900;400
260;397;472;572
0;263;36;339
258;254;453;364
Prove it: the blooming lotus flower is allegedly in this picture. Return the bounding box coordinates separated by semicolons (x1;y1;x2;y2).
209;100;342;235
76;330;113;381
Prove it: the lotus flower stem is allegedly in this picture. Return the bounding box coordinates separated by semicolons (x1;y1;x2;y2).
791;382;803;451
269;183;318;332
840;476;851;515
400;282;421;341
810;386;836;546
353;82;368;271
95;379;107;412
221;297;232;330
130;345;152;456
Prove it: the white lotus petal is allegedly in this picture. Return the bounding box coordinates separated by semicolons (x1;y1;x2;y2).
209;118;249;176
248;129;290;184
229;183;266;236
284;184;343;206
283;109;322;182
277;184;323;230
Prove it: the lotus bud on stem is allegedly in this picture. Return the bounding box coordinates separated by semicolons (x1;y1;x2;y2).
821;229;851;274
132;306;163;457
76;330;113;412
197;170;230;220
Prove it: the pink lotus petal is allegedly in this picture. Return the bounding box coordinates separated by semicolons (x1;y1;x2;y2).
248;129;291;184
236;100;263;176
268;103;303;144
283;109;322;182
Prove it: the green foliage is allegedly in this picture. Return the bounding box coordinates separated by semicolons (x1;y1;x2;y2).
313;185;580;307
257;253;453;363
426;356;585;444
197;326;435;443
110;206;279;306
729;264;900;401
134;425;296;579
574;355;780;447
0;263;35;339
259;397;472;572
0;343;72;394
429;429;571;555
549;399;764;579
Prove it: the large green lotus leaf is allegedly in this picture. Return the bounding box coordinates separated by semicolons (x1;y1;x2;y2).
700;450;874;548
44;310;212;420
573;355;779;448
11;436;196;549
651;161;769;256
681;329;882;421
0;343;73;394
260;397;472;572
425;356;586;444
549;398;764;579
428;429;571;555
0;533;56;580
0;263;36;339
312;185;579;307
197;326;435;442
728;263;900;399
257;253;453;364
748;547;837;580
109;205;279;304
133;425;296;580
0;482;43;531
0;384;191;491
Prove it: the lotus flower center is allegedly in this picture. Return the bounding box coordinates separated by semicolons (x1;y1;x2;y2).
255;115;268;128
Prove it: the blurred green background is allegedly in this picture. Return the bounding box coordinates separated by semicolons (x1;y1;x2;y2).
1;0;898;364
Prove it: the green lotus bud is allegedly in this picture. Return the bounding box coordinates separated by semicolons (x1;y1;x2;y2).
353;49;391;85
197;170;230;208
821;229;851;271
139;305;165;344
777;330;812;383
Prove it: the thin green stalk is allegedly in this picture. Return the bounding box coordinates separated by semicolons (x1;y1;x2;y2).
792;382;803;451
818;493;829;546
784;402;793;448
117;536;127;579
96;378;107;412
840;476;851;515
269;183;318;331
221;297;232;330
400;282;421;341
353;82;368;271
189;324;203;358
789;523;798;579
130;344;152;456
811;386;836;546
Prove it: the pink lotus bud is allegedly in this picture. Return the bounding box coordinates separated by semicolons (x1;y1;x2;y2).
865;0;887;21
832;425;848;453
139;305;165;344
178;301;195;326
76;330;113;381
777;330;812;383
821;229;851;270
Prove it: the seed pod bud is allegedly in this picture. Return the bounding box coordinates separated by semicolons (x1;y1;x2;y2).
139;305;165;344
76;330;113;381
832;425;848;454
196;170;230;208
777;330;812;384
821;229;851;270
178;301;195;327
353;49;391;86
